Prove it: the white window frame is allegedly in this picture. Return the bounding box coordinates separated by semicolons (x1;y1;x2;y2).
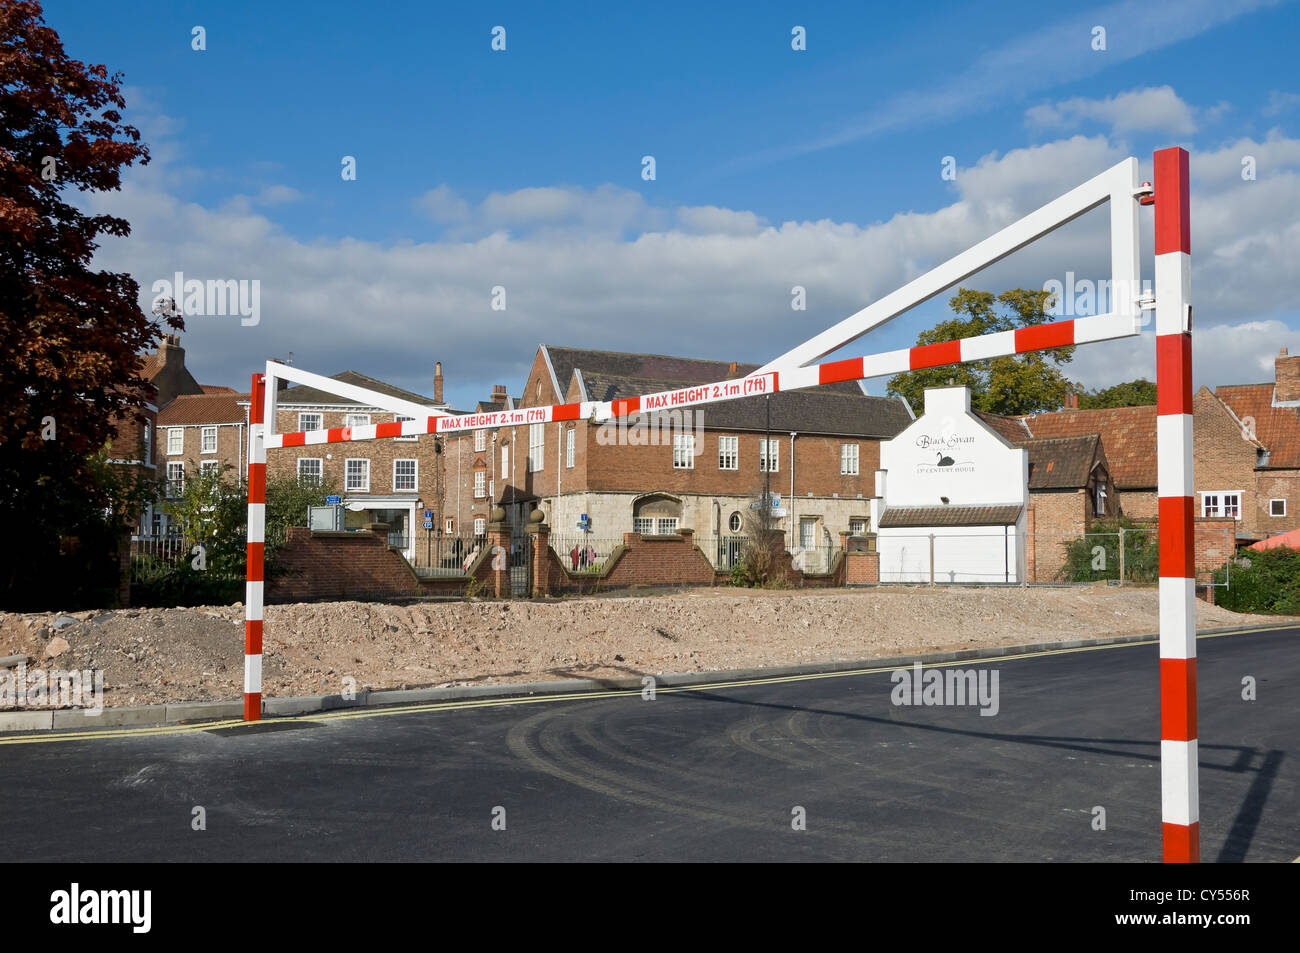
200;426;217;454
393;458;418;492
728;512;742;533
849;517;868;536
142;422;152;462
394;415;417;441
474;517;486;537
345;458;370;492
1095;483;1107;516
840;443;859;475
297;458;323;485
298;412;322;432
199;459;220;478
167;427;183;455
718;435;738;470
1201;491;1241;519
475;429;487;452
445;518;454;534
528;423;545;472
345;413;371;429
656;517;678;536
474;471;486;499
166;461;185;495
633;517;654;535
1270;498;1286;517
566;428;575;468
489;478;495;500
673;433;695;469
759;438;779;473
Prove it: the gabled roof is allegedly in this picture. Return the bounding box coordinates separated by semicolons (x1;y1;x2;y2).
1021;405;1157;488
157;393;250;426
200;384;238;395
1019;435;1105;489
1216;382;1300;469
274;371;439;408
579;371;912;438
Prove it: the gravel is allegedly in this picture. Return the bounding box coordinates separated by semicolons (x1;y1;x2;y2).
0;587;1289;709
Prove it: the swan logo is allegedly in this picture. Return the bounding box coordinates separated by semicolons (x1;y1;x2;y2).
913;434;975;474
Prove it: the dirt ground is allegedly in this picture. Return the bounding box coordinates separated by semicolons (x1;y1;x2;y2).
1;586;1291;709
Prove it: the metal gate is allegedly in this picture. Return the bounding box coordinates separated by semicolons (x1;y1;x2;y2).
509;537;531;596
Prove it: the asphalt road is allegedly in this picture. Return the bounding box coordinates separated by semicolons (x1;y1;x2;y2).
3;625;1296;862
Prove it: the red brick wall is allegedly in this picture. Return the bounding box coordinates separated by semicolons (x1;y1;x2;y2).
1193;519;1236;573
1255;469;1300;537
1028;490;1089;582
1193;388;1261;537
267;526;423;602
846;552;879;584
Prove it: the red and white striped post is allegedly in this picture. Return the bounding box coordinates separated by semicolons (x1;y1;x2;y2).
1154;146;1197;862
244;372;267;722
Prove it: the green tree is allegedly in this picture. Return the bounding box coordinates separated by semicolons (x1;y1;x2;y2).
0;1;166;608
887;288;1074;415
1056;517;1159;584
1077;378;1158;409
1211;547;1300;614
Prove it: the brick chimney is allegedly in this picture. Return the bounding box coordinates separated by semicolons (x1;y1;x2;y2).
1064;392;1079;409
433;361;444;404
1276;347;1300;402
727;361;738;377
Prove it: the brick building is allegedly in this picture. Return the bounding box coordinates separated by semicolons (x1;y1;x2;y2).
441;383;519;543
495;345;914;569
252;366;450;565
977;345;1300;557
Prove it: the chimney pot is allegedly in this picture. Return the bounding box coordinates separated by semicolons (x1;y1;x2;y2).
433;361;444;404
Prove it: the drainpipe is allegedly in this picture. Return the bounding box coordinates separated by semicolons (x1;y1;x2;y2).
790;432;797;551
457;435;462;535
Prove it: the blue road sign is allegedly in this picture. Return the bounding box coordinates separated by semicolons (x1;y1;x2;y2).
326;496;341;505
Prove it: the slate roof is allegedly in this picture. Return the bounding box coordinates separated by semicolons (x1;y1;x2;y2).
878;504;1023;528
157;393;249;425
579;371;913;438
274;371;438;407
1216;382;1300;469
543;345;865;399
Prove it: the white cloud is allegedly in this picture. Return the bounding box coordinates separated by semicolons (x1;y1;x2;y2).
255;185;302;206
87;130;1300;406
1263;90;1300;116
1026;86;1199;136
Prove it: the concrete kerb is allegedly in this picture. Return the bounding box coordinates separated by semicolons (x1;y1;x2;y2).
1;622;1292;734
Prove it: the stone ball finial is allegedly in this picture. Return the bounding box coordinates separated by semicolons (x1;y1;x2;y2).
528;508;545;524
489;506;506;522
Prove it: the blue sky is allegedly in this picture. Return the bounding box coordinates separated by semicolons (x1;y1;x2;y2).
51;0;1300;409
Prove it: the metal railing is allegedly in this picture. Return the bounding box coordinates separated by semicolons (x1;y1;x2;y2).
550;537;621;574
413;534;489;577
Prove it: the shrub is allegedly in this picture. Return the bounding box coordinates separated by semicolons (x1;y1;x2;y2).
1057;518;1158;583
1211;546;1300;614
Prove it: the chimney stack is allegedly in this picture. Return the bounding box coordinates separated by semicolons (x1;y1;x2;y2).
1277;347;1300;402
433;361;444;404
491;384;507;404
727;361;738;377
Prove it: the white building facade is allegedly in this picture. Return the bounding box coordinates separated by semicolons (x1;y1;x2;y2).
870;387;1029;583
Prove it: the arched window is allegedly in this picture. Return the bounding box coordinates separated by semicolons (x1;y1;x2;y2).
632;493;682;536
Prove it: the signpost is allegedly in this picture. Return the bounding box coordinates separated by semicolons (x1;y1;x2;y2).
326;495;341;505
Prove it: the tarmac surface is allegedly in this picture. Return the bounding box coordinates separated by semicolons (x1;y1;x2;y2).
3;625;1296;862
